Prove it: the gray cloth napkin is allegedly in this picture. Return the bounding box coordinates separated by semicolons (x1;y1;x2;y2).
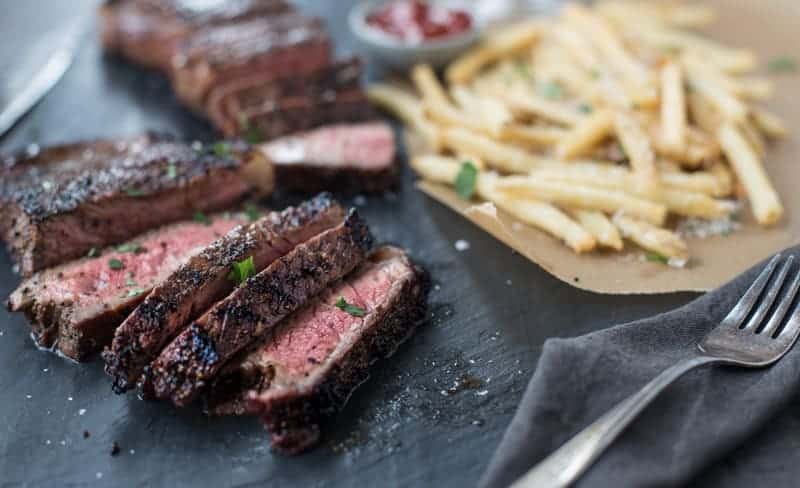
481;246;800;488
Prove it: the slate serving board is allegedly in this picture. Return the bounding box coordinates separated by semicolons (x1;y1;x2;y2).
0;1;755;486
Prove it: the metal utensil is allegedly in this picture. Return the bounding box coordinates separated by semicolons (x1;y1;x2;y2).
513;254;800;488
0;19;84;138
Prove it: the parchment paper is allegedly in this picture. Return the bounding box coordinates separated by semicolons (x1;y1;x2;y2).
412;0;800;294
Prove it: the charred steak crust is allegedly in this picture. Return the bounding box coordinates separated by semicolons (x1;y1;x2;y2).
245;248;430;454
103;194;344;393
143;209;374;407
1;138;261;276
7;216;244;361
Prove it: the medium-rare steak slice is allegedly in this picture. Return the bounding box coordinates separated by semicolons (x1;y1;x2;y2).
208;247;428;454
100;0;292;71
170;13;332;110
206;59;373;139
143;209;374;407
104;194;344;393
7;214;246;361
262;122;398;194
0;137;272;276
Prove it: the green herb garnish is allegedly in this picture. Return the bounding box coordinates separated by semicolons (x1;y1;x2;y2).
514;60;531;80
244;203;261;222
454;161;478;201
578;103;593;114
125;188;146;197
167;163;177;179
125;272;137;287
108;258;125;270
126;289;144;298
539;81;563;100
243;124;265;145
211;142;232;158
767;56;798;73
87;248;100;258
227;256;256;284
193;211;212;226
335;297;366;317
589;68;601;80
645;253;670;264
116;243;146;254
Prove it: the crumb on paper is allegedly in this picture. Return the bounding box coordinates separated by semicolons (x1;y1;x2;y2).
78;409;86;416
454;240;470;252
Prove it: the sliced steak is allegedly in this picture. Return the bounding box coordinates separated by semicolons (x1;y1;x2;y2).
206;58;373;139
100;0;292;71
170;13;332;110
104;194;343;393
143;209;374;407
209;247;428;454
262;122;398;194
0;137;272;276
7;214;246;361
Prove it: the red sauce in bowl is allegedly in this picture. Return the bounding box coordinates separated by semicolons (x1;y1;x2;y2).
366;0;472;44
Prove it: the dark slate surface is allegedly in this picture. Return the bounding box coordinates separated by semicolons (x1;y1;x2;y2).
0;1;700;487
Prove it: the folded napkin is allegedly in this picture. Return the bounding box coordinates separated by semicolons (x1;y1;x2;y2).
481;246;800;488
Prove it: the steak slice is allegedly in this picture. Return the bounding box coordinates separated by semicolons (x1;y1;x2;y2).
100;0;293;71
143;209;374;407
7;214;246;361
170;13;332;110
208;247;428;454
103;194;343;393
0;137;273;276
206;58;373;139
262;122;398;194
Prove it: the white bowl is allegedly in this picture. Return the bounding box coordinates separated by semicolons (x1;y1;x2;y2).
348;1;482;71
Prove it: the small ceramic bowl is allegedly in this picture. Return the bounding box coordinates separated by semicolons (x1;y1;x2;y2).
348;1;482;71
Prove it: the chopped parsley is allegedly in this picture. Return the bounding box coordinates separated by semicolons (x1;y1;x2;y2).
116;243;146;254
514;60;531;80
645;253;670;264
227;256;256;284
454;161;478;201
108;258;125;271
244;203;261;222
126;289;144;298
211;142;232;158
193;211;212;226
767;56;798;73
243;124;265;145
167;163;178;179
335;297;366;317
125;188;146;197
125;272;137;287
87;247;100;258
578;103;593;114
539;81;563;100
589;68;601;80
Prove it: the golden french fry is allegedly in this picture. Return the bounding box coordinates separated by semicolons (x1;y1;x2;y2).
718;123;783;225
556;109;614;160
367;84;440;150
751;109;787;139
499;125;566;147
682;54;749;122
411;64;450;107
423;99;503;137
450;85;513;134
441;127;544;173
484;86;585;127
568;209;624;250
411;154;461;184
613;111;660;196
613;214;689;260
740;121;767;158
497;176;668;225
659;62;687;153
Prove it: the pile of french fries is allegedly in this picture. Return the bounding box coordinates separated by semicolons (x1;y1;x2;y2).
367;1;787;264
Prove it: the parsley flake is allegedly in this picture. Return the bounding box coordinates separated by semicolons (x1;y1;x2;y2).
244;203;261;222
116;243;146;254
514;60;531;80
539;81;563;100
108;258;125;271
578;103;593;114
167;163;177;179
125;188;146;197
767;56;797;73
335;297;366;317
211;142;232;158
454;161;478;200
126;289;144;298
87;248;100;258
193;211;212;226
228;256;256;284
243;124;265;145
645;253;670;264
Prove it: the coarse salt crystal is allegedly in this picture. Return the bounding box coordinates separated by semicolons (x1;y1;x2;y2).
454;240;470;252
476;390;489;396
78;409;86;416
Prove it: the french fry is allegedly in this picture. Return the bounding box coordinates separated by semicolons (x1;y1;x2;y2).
569;209;624;250
717;123;783;225
682;54;749;122
441;127;544;173
450;85;513;134
659;62;687;154
424;99;504;137
367;84;440;150
411;154;461;184
751;109;787;139
613;111;660;196
497;176;668;225
613;214;689;260
556;109;614;160
480;85;584;126
411;64;450;107
499;125;566;147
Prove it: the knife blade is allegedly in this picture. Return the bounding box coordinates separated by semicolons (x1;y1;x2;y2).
0;19;84;138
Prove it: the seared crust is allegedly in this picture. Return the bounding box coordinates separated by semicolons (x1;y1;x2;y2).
246;247;429;454
274;160;398;195
103;194;344;393
143;209;374;406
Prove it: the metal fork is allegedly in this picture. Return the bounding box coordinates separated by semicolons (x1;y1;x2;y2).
512;254;800;488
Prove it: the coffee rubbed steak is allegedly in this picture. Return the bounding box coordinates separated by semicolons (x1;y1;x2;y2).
0;137;272;276
144;209;373;407
210;247;428;454
104;194;343;393
100;0;292;71
7;215;245;361
262;122;398;194
170;12;331;110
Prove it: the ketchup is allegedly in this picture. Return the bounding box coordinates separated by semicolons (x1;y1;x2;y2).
366;0;472;44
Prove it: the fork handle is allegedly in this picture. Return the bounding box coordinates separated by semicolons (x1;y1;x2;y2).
511;355;720;488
